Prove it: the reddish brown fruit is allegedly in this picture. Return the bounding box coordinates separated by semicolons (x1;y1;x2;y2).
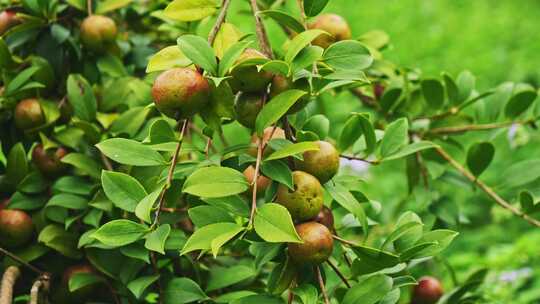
152;68;210;118
411;276;444;304
308;14;352;49
248;127;286;157
295;140;340;183
235;93;264;129
62;265;100;301
243;165;271;194
0;209;34;248
229;48;273;93
373;83;385;100
288;222;333;264
0;198;9;210
275;171;323;221
314;206;334;230
80;15;117;53
0;10;20;35
269;75;310;113
14;98;45;130
32;144;68;178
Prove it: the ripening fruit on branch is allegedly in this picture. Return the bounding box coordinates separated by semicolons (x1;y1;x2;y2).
308;13;352;49
152;68;210;119
229;48;273;93
295;140;340;183
248;126;286;157
269;75;310;114
32;144;68;178
276;171;323;221
288;221;333;264
0;10;20;35
243;165;271;195
411;276;444;304
314;206;334;230
0;209;34;248
14;98;45;130
80;15;118;53
61;265;100;302
235;93;265;129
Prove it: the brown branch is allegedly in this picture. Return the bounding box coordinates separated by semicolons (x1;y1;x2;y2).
248;134;264;227
204;138;212;159
208;0;233;45
428;120;532;135
435;146;540;227
0;247;44;275
332;234;359;247
340;154;379;165
0;266;20;304
150;252;163;304
415;151;429;189
326;260;351;288
350;88;380;110
315;266;330;304
249;0;273;58
100;152;113;171
86;0;93;15
29;274;50;304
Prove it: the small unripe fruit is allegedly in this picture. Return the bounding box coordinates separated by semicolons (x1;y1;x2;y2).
14;98;45;130
152;68;210;118
229;48;273;93
80;15;117;53
248;127;286;157
314;206;334;230
288;222;333;264
295;141;340;183
32;144;68;178
0;10;19;35
235;93;264;129
411;276;444;304
270;75;310;113
0;209;34;248
243;165;271;194
276;171;323;221
308;14;352;49
62;265;100;301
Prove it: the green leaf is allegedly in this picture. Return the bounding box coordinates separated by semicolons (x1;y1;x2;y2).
69;272;104;292
466;142;495;177
231;295;284;304
148;119;176;144
6;143;28;188
393;212;423;252
145;224;171;254
218;41;250;77
164;278;208;304
498;159;540;189
127;275;160;299
325;182;368;233
61;153;102;179
202;195;250;217
293;284;318;304
338;113;375;153
258;10;305;33
66;74;97;122
183;166;248;198
254;203;302;243
210;225;244;258
102;171;148;212
285;29;328;63
380;87;403;113
323;40;373;71
421;78;445;109
96;138;167;166
5;66;40;95
213;22;243;59
519;191;537;213
97;54;128;77
110;106;151;137
456;70;475;103
255;90;308;136
351;245;401;276
380;118;409;158
181;222;244;255
38;224;82;258
136;190;162;224
342;274;393;304
302;114;329;139
177;35;217;75
505;85;538;118
164;0;218;21
380;221;423;250
261;160;293;189
408;229;459;258
207;265;257;291
303;0;329;16
382;141;438;161
146;45;191;73
442;72;459;104
265;141;319;161
261;60;291;76
188;205;235;227
92;220;149;247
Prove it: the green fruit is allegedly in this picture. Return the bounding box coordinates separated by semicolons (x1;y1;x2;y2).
288;221;333;264
308;14;352;49
62;265;100;302
14;98;45;130
235;93;264;129
269;75;310;113
412;276;444;304
80;15;118;53
295;141;340;183
248;127;286;157
32;144;68;177
314;206;334;230
229;48;273;93
276;171;323;221
152;68;210;119
0;209;34;248
0;10;19;35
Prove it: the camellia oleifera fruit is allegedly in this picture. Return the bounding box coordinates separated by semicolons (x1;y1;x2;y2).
288;221;333;264
14;98;45;130
243;165;271;194
248;126;286;157
61;265;100;301
411;276;444;304
276;171;323;221
308;13;352;49
235;93;264;129
0;10;19;35
80;15;117;53
0;209;34;248
295;140;340;183
314;206;335;230
269;75;310;113
152;68;210;119
229;48;273;93
32;144;68;177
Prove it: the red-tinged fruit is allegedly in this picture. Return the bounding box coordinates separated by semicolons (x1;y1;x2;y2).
62;265;100;301
0;209;34;248
276;171;323;221
32;144;68;177
288;221;333;264
152;68;210;118
295;140;340;183
243;165;271;194
14;98;45;130
412;276;444;304
0;10;20;35
80;15;118;53
314;206;334;230
308;14;352;49
248;127;286;157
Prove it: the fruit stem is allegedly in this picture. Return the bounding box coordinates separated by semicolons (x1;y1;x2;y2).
435;146;540;227
249;0;273;58
0;266;20;304
86;0;93;16
0;247;44;275
207;0;233;45
332;234;360;247
326;260;351;288
29;274;50;304
315;265;330;304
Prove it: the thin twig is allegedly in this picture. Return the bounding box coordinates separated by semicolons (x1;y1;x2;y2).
340;154;379;165
315;266;330;304
428;120;533;135
296;0;307;28
100;152;113;171
248;135;264;227
435;146;540;227
326;260;351;288
86;0;92;15
350;88;380;110
415;151;429;189
208;0;233;45
150;252;163;304
0;266;20;304
0;247;44;275
332;235;359;247
249;0;273;58
205;138;212;159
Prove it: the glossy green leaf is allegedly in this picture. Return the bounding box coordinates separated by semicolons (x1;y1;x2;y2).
323;40;373;71
177;35;217;75
92;220;149;247
380;118;409;158
145;224;171;254
466;142;495;177
255;90;307;136
342;274;393;304
164;278;208;304
303;0;330;17
164;0;218;21
265;141;319;161
254;203;302;243
127;275;160;299
146;45;191;73
183;166;248;198
181;222;244;255
421;78;445;109
102;171;148;212
285;29;328;63
96;138;167;166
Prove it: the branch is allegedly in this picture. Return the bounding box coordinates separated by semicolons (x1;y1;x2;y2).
332;234;359;247
315;266;330;304
0;266;20;304
29;274;50;304
435;146;540;227
208;0;232;45
0;247;44;275
249;0;273;58
350;88;380;110
428;120;533;135
248;134;264;227
100;152;113;171
326;260;351;288
151;252;163;304
296;0;307;28
340;154;379;165
86;0;93;15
